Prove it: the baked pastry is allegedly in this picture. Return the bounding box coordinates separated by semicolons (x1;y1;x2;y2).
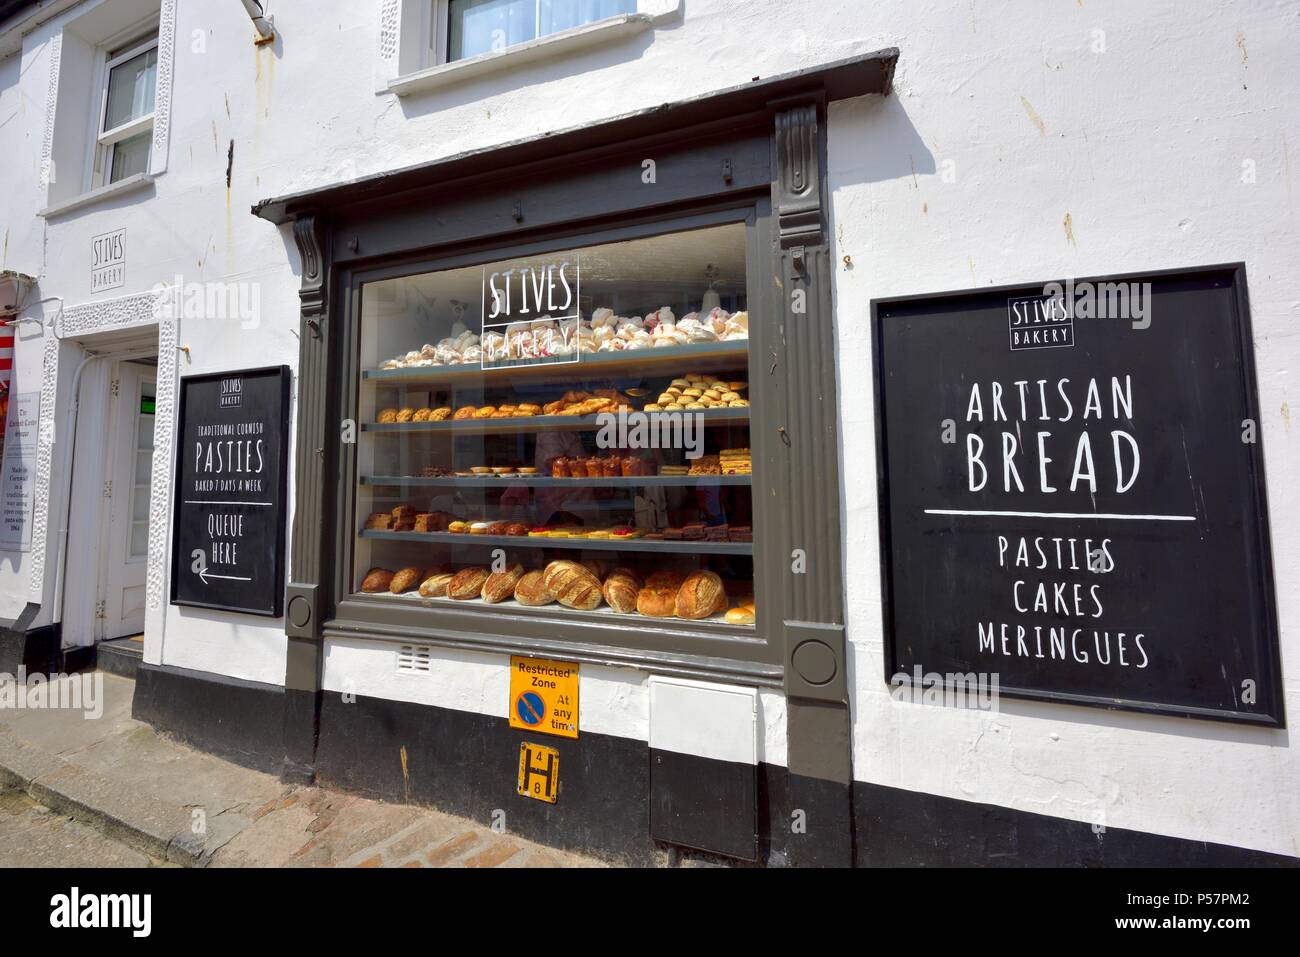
361;568;395;593
514;570;555;606
412;408;432;422
676;570;727;620
396;408;415;423
418;572;455;598
392;505;417;520
542;560;603;610
377;408;399;424
447;521;469;534
469;522;492;535
389;567;425;594
636;571;684;618
725;606;756;625
482;564;526;603
474;406;496;419
486;521;510;536
505;522;529;537
453;406;477;420
602;568;642;615
364;511;393;530
430;407;452;421
448;567;491;600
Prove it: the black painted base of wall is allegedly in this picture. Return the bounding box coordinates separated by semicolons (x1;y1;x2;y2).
852;780;1298;867
0;624;61;676
132;662;286;776
126;664;1300;867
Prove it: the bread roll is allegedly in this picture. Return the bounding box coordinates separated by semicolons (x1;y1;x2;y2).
602;568;642;615
361;568;395;593
725;606;756;625
514;570;555;606
481;564;525;604
448;567;491;600
542;560;603;610
675;570;727;620
636;570;684;618
418;572;455;598
389;567;424;594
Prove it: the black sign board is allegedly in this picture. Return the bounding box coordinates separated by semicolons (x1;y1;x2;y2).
872;264;1282;726
171;366;290;617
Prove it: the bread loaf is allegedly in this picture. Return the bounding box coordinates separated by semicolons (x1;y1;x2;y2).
675;570;727;620
418;572;455;598
514;570;555;606
636;570;684;618
481;564;525;604
602;568;642;615
542;560;603;611
389;567;424;594
361;568;395;593
448;567;491;600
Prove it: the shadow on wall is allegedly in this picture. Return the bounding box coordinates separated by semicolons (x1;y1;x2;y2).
829;91;936;193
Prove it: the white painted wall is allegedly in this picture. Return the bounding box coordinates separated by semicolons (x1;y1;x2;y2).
828;1;1300;859
1;0;1295;856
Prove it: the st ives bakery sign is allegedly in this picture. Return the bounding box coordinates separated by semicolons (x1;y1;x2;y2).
872;266;1283;725
171;366;290;617
480;257;581;368
91;228;125;292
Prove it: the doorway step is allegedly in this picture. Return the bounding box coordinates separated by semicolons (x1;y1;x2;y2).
97;635;143;679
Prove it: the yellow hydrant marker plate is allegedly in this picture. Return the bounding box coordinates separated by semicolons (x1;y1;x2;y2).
508;656;579;739
517;741;560;804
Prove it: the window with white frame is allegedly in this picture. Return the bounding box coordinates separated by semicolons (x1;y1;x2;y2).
440;0;637;62
94;32;158;186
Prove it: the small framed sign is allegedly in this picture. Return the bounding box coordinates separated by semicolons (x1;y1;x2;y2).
871;264;1283;726
170;366;291;617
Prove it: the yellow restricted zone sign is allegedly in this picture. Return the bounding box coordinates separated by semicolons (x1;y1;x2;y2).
517;742;559;804
508;656;579;739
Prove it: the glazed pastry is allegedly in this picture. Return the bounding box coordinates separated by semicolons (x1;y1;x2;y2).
514;570;555;606
396;408;416;423
542;561;603;610
602;568;642;615
481;564;526;604
412;408;433;422
486;521;510;536
675;571;728;620
469;522;492;535
474;406;497;419
506;522;530;537
377;408;399;424
418;573;456;598
549;457;571;478
453;406;477;420
430;407;452;421
389;567;425;594
448;567;491;600
360;568;395;593
447;521;469;534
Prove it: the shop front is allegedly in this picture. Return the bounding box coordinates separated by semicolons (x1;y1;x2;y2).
131;51;896;865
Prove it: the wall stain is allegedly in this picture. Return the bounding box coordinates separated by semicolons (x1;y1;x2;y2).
400;746;411;801
1020;96;1046;136
1236;31;1248;64
1063;212;1077;247
1282;402;1291;432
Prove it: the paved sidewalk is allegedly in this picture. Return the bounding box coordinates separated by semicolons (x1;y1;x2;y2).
0;670;601;868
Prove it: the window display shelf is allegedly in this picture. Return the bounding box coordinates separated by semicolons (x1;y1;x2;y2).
360;407;749;435
362;341;750;387
359;529;752;556
359;474;752;488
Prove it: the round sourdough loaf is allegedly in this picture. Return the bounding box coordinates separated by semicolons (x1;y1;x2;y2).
602;568;643;615
361;568;394;593
513;570;555;606
636;570;684;618
448;567;491;600
542;560;603;610
675;570;727;620
481;564;525;603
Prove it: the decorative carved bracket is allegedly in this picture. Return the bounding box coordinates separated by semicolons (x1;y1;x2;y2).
774;99;825;250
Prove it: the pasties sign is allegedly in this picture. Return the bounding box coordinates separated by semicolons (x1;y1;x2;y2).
872;267;1282;725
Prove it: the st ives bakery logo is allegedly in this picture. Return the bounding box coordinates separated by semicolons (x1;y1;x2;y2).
218;377;242;409
1008;292;1073;351
481;257;581;367
91;228;126;292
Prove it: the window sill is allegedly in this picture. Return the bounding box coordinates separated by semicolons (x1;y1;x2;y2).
39;172;155;219
388;13;656;97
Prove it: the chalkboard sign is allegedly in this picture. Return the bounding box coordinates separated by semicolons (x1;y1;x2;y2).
171;366;290;617
872;264;1283;726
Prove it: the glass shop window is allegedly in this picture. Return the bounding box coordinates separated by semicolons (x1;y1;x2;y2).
448;0;637;61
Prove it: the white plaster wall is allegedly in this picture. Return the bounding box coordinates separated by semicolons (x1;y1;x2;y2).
828;1;1300;858
323;636;788;765
1;0;1294;854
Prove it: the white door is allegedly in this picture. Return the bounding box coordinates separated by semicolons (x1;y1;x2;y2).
100;361;155;640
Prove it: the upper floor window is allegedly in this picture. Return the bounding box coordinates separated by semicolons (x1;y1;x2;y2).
96;34;158;185
446;0;636;61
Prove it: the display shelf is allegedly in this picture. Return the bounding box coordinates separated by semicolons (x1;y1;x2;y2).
359;529;752;555
360;474;752;488
352;589;757;630
363;340;750;388
361;407;749;435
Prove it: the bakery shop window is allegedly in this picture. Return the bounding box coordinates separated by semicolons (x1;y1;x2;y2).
354;222;757;629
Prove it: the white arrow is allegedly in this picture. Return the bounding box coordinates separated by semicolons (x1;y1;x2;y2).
198;569;252;585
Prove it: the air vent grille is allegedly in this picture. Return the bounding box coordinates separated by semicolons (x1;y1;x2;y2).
396;644;432;674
